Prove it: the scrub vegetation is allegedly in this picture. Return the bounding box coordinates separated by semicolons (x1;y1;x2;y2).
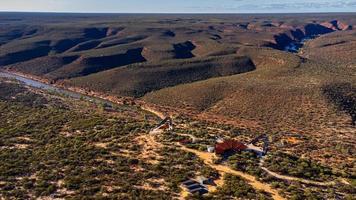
0;12;355;200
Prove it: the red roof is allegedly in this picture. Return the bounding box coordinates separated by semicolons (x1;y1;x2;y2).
215;140;247;154
158;123;170;130
179;139;191;144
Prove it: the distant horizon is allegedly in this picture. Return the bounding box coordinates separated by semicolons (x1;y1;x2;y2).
1;11;356;15
0;0;355;14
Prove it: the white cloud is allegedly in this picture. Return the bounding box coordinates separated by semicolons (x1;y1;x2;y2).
0;0;69;12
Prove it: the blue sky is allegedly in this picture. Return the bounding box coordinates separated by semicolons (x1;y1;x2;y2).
0;0;355;13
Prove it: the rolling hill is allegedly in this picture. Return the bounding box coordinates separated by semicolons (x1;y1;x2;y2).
0;13;355;200
0;12;355;140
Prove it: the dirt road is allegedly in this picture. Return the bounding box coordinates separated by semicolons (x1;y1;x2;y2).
141;105;166;120
259;159;335;186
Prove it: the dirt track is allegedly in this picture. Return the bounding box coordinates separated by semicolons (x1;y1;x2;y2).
141;105;166;120
259;158;335;186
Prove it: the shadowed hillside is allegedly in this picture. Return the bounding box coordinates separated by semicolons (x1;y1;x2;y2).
47;48;146;80
323;83;356;125
67;55;255;97
0;13;355;200
0;13;355;133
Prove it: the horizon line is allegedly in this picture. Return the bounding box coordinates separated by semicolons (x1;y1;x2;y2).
0;11;356;15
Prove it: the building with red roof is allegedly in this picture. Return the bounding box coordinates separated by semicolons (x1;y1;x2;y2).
214;139;248;155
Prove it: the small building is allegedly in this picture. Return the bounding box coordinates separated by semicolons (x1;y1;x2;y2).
152;117;173;132
151;117;174;133
197;176;214;185
215;139;248;155
207;146;215;153
216;137;225;143
181;179;209;195
212;135;269;157
247;134;269;157
246;144;264;157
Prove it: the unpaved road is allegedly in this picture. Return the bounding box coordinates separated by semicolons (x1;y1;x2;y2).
176;133;198;143
141;105;166;120
259;159;335;186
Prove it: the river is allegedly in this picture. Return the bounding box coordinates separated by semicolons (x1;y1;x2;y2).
284;35;317;53
0;71;114;106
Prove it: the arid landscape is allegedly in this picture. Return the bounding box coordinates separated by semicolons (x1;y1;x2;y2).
0;12;355;200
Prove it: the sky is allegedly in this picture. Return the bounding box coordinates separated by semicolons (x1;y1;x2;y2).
0;0;355;13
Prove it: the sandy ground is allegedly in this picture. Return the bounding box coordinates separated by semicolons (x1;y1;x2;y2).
135;134;163;164
179;189;190;200
179;145;285;200
94;142;109;148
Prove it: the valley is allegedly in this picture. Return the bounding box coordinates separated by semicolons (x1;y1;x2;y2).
0;13;355;200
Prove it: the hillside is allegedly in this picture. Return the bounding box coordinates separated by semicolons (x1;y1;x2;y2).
1;76;355;200
0;78;209;199
66;55;255;97
1;13;355;95
0;12;356;200
0;14;354;124
0;13;355;188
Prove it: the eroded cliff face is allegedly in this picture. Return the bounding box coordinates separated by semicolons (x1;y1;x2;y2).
269;20;353;51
